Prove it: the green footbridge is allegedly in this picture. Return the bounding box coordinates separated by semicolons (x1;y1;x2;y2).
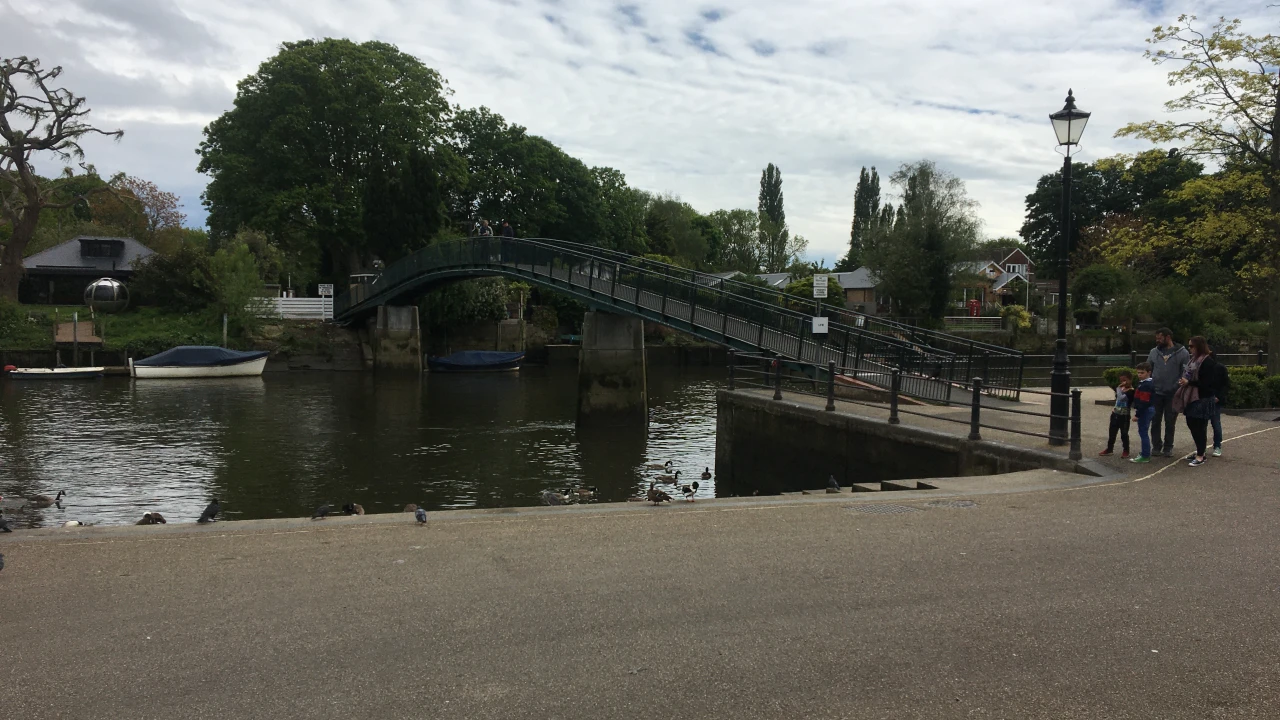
333;237;1024;402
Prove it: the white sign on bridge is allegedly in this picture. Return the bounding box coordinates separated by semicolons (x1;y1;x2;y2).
317;283;334;297
812;274;828;299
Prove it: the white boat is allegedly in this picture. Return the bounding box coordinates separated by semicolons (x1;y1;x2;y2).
3;366;104;380
130;346;269;379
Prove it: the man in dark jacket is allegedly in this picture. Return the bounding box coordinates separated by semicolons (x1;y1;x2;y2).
501;220;515;238
1147;328;1189;457
1209;357;1229;456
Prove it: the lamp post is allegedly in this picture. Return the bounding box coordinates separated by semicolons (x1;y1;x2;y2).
1047;89;1090;445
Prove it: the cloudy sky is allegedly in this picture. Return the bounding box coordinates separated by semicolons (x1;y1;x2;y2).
2;0;1271;263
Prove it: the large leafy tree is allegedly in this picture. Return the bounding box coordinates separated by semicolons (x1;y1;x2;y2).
0;57;123;300
362;148;451;265
197;39;455;284
838;166;880;271
450;107;603;244
865;161;980;320
1020;150;1202;278
592;167;648;253
1115;15;1280;371
708;208;761;273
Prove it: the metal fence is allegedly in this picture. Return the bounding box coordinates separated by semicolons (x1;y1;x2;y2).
334;236;1025;403
1022;351;1270;386
249;297;333;320
728;350;1081;459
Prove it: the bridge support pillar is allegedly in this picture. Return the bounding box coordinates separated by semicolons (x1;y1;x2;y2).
374;305;422;372
577;311;646;425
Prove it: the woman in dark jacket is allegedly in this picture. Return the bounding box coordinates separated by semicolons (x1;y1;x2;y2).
1179;335;1223;467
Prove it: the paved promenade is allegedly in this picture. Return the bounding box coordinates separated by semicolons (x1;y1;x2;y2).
3;400;1279;718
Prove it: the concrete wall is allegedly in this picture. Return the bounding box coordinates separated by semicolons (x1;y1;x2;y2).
715;389;1087;496
577;311;647;425
374;305;422;372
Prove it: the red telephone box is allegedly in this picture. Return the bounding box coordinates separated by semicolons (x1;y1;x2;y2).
967;299;980;317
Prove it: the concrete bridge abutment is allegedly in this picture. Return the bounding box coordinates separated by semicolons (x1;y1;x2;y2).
373;305;423;372
577;311;647;425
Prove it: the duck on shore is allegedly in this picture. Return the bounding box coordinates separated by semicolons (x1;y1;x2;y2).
136;512;167;525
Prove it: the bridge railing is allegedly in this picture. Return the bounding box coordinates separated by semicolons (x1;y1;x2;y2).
520;237;1023;398
334;237;1008;404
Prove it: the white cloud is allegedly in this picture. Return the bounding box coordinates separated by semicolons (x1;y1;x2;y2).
3;0;1269;262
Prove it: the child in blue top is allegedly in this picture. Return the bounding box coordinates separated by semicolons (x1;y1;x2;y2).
1100;370;1135;458
1130;362;1156;463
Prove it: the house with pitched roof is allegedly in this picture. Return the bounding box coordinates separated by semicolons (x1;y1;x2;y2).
20;236;156;304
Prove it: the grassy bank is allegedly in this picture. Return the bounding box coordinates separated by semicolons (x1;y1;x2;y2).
0;303;356;358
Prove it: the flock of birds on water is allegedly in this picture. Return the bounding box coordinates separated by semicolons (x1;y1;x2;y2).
544;460;711;507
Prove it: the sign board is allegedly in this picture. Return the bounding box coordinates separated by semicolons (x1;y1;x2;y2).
318;284;335;297
812;316;829;334
812;274;829;299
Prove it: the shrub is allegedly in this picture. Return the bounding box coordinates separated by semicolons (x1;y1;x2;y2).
1227;373;1266;409
1000;304;1031;330
1103;367;1137;390
130;243;214;311
1264;376;1280;408
1227;365;1267;381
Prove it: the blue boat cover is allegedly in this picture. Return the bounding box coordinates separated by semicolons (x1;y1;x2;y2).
429;351;524;367
134;346;269;367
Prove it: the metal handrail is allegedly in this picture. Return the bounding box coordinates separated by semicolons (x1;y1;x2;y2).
729;349;1082;459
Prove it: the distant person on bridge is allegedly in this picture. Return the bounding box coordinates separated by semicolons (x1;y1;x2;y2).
501;220;514;238
478;219;493;237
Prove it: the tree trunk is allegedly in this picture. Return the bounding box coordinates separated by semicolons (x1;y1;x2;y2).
0;206;39;302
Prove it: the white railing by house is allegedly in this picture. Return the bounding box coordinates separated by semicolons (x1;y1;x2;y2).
247;297;333;320
943;316;1002;331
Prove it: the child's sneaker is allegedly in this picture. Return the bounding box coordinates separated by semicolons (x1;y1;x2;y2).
1212;446;1222;457
1121;451;1130;459
1098;449;1114;456
1130;456;1150;464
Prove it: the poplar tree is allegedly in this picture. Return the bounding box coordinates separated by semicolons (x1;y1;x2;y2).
839;166;880;270
757;163;794;272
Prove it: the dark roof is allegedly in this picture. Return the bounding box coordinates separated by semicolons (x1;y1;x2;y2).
23;236;155;273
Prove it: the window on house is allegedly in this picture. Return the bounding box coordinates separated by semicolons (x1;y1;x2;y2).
80;240;124;258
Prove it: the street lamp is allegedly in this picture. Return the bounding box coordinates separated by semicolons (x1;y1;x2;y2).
1047;89;1090;445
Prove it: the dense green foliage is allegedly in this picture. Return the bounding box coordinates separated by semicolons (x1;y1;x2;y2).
838;167;880;271
198;39;456;284
864;161;980;321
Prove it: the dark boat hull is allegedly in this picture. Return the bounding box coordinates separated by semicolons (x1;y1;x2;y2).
427;351;524;373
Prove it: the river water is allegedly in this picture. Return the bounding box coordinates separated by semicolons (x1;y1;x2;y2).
0;367;722;528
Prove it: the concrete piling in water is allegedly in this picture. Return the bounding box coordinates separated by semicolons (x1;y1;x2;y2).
576;311;647;426
373;305;423;372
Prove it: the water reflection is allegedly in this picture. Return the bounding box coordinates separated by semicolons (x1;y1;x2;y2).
0;367;721;526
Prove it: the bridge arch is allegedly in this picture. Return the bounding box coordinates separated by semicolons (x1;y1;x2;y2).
334;236;1023;403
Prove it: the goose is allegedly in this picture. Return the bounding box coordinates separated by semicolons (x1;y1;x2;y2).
27;490;65;508
341;503;365;516
135;512;167;525
403;503;419;513
198;498;221;524
646;481;672;506
415;507;428;524
645;460;673;471
541;490;569;506
573;486;598;500
701;467;712;481
311;504;331;520
680;481;700;502
660;471;681;485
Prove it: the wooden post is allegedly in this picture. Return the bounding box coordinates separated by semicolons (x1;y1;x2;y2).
222;313;228;348
72;312;79;367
